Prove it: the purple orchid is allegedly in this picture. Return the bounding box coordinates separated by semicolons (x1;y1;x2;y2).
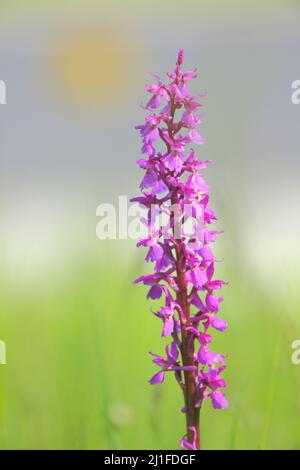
132;50;228;450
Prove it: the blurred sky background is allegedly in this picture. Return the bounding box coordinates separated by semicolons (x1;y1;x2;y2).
0;0;300;450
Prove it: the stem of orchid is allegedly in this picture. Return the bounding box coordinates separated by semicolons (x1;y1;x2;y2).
169;91;201;450
175;242;201;450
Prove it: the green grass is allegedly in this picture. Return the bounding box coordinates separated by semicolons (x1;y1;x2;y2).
0;249;299;449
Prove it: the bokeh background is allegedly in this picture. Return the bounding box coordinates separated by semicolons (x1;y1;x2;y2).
0;0;300;450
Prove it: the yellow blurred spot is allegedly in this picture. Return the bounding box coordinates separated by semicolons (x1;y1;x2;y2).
54;30;134;106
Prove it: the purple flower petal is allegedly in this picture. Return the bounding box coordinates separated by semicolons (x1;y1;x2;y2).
209;390;229;410
189;129;205;145
147;285;163;299
146;94;161;110
211;316;228;332
149;371;165;385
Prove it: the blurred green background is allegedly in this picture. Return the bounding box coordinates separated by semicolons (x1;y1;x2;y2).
0;0;300;450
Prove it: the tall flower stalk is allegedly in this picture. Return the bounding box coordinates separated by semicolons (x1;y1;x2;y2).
132;50;228;450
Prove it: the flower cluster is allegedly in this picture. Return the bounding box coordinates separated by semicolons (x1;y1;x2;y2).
132;50;228;450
